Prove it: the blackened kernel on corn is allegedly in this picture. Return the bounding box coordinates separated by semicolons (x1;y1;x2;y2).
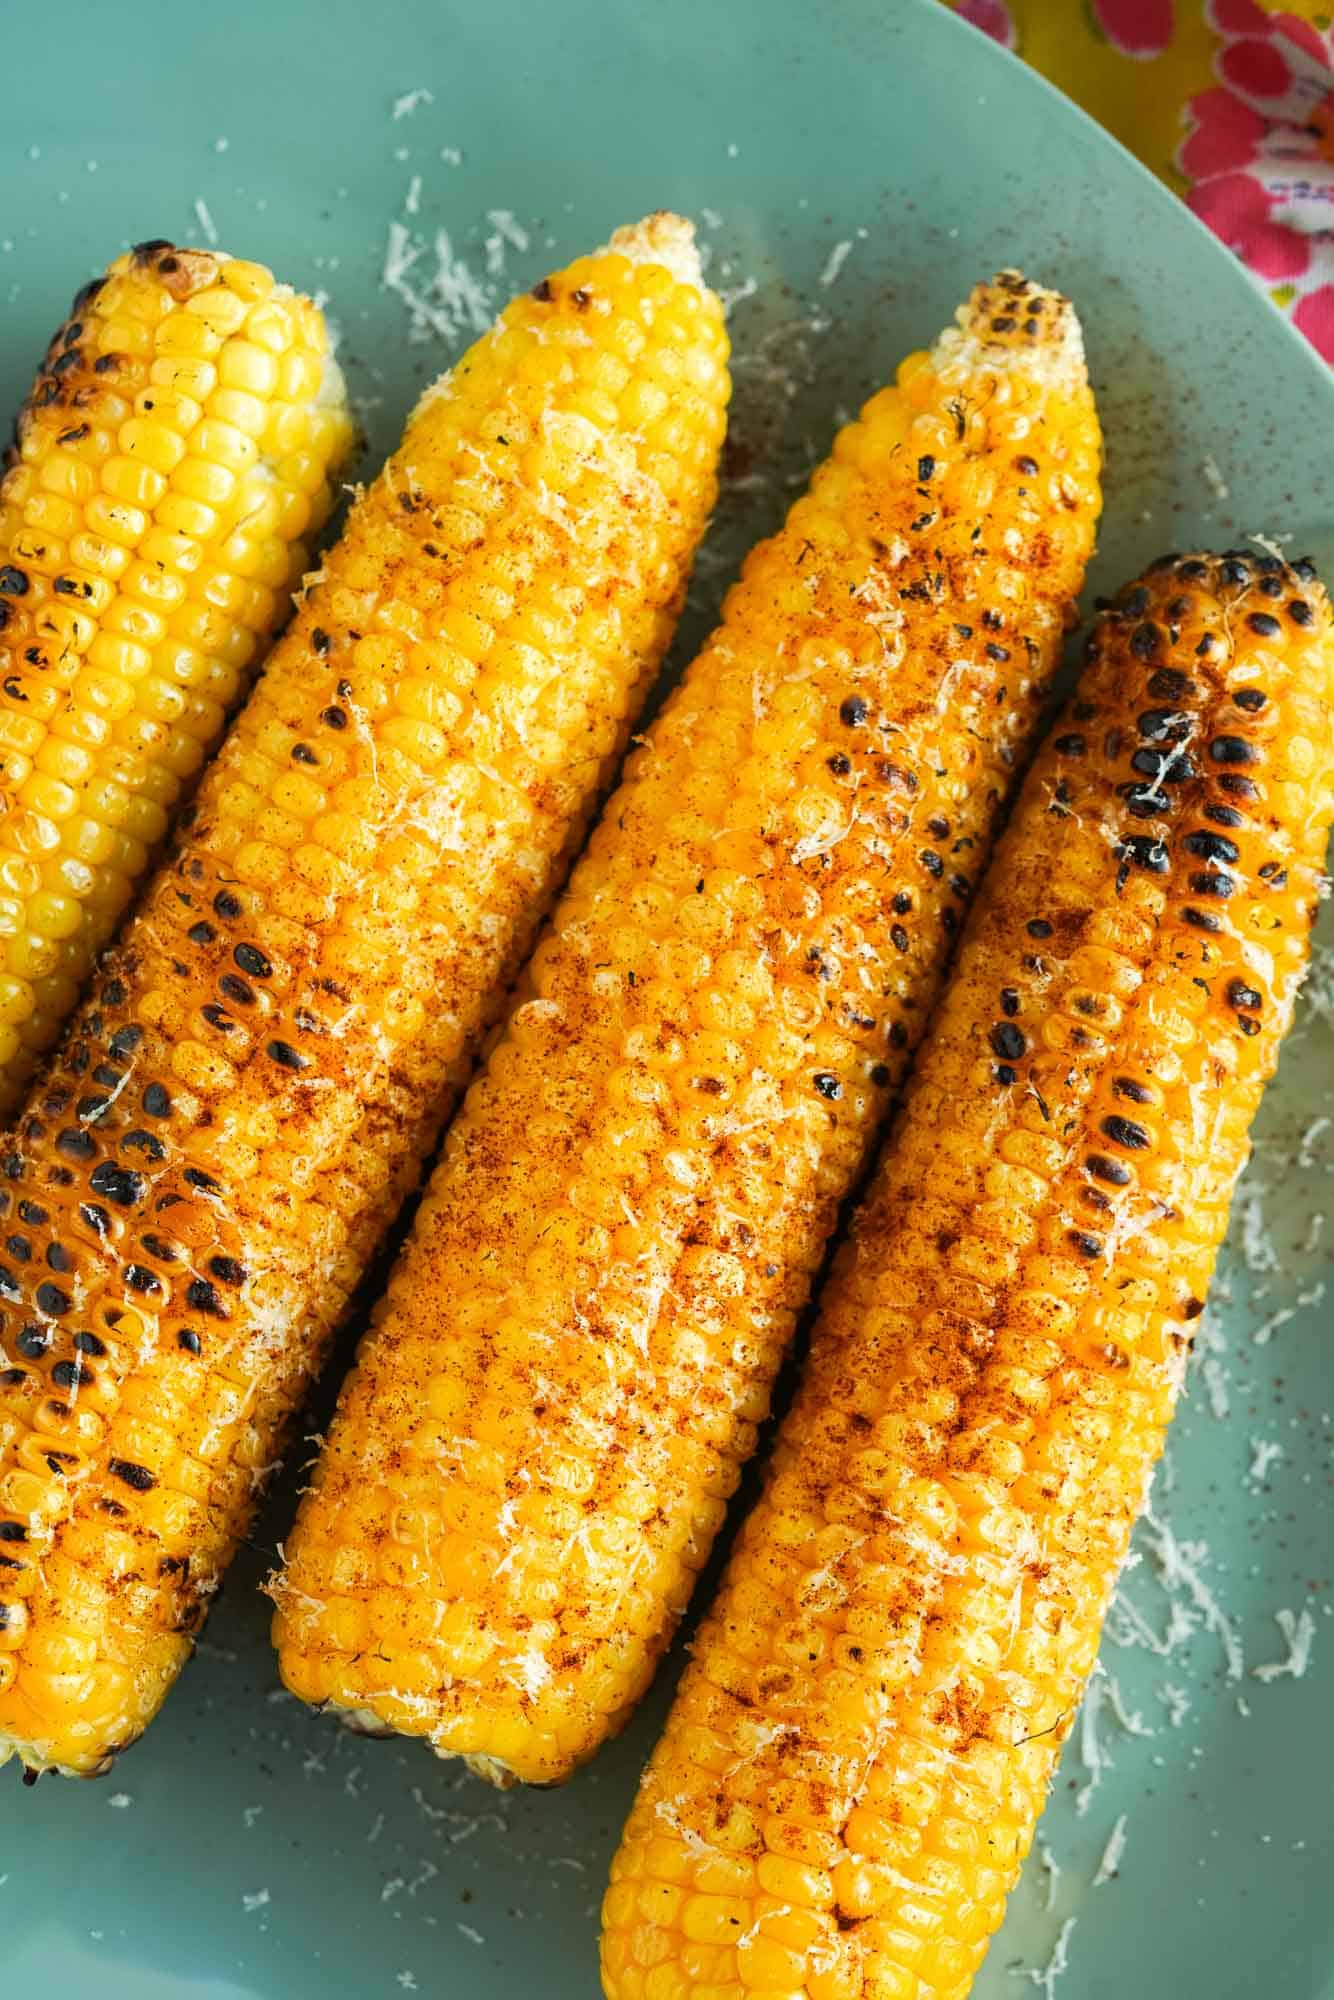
15;1327;48;1359
268;1039;309;1072
950;873;970;899
56;1128;96;1162
999;987;1020;1016
813;1072;842;1101
839;694;868;727
108;1459;156;1492
187;922;216;946
0;1521;27;1543
212;890;243;920
183;1168;219;1194
892;890;913;915
35;1283;71;1317
1184;829;1240;863
1129;622;1160;660
1289;599;1315;627
989;1022;1026;1061
1233;687;1267;711
1248;610;1281;638
1238;1014;1262;1036
870;1063;892;1086
888;1021;909;1050
122;1131;165;1162
0;1267;19;1300
45;1244;73;1274
89;1162;145;1208
5;1234;30;1262
1189;870;1235;897
186;1278;226;1317
1137;708;1190;742
142;1083;171;1119
1054;734;1086;756
234;943;273;980
1101;1114;1151;1150
891;924;910;953
1259;862;1288;887
1148;667;1193;701
827;753;851;777
1070;1228;1105;1258
220;975;256;1007
202;1004;235;1032
1228;978;1263;1010
1218;771;1260;798
17;1201;46;1227
1183;906;1223;931
994;1062;1017;1085
139;1234;177;1263
72;1331;105;1356
926;813;950;839
1210;735;1259;765
208;1255;246;1286
320;705;348;730
92;1066;122;1091
1027;918;1053;938
1087;1152;1133;1186
123;1265;162;1297
920;849;944;878
50;1359;85;1388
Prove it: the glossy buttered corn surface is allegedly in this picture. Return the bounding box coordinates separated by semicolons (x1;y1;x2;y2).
0;241;353;1111
0;214;728;1776
274;273;1102;1786
601;552;1334;2000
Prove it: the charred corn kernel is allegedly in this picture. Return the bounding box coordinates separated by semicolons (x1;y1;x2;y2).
0;240;353;1110
275;271;1102;1784
603;553;1334;2000
0;214;727;1779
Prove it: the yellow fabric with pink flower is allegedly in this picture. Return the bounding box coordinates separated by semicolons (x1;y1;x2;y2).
945;0;1334;358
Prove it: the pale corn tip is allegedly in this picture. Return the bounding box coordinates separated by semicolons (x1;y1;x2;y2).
604;211;702;291
934;268;1088;394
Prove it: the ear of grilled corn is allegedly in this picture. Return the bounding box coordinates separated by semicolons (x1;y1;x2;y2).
601;551;1334;2000
0;214;728;1777
273;273;1102;1787
0;241;354;1112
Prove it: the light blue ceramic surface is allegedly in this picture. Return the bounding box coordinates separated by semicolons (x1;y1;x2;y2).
1;3;1330;1995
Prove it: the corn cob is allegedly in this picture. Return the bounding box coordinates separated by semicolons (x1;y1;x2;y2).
273;273;1102;1787
0;214;728;1778
601;550;1334;2000
0;241;353;1112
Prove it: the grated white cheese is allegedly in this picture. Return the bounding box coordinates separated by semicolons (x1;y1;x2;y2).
106;1791;133;1809
819;240;854;288
1253;1281;1325;1345
1029;1916;1077;1998
1092;1813;1129;1888
193;197;218;246
1200;1357;1230;1421
1251;1606;1317;1683
1156;1682;1191;1728
1035;1834;1061;1912
242;1888;271;1914
392;88;434;119
457;1923;485;1945
1247;1437;1283;1485
1201;455;1230;501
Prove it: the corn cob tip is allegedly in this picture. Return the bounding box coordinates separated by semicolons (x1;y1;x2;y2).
604;211;701;290
936;268;1087;394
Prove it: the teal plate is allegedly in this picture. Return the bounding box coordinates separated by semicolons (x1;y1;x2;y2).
2;2;1332;1995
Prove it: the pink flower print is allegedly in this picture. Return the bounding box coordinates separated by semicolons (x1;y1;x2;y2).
1188;168;1313;278
1090;0;1175;59
954;0;1016;49
1179;86;1267;180
1219;34;1293;99
1292;282;1334;357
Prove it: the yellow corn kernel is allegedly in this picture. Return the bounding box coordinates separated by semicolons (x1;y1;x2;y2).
602;553;1334;2000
